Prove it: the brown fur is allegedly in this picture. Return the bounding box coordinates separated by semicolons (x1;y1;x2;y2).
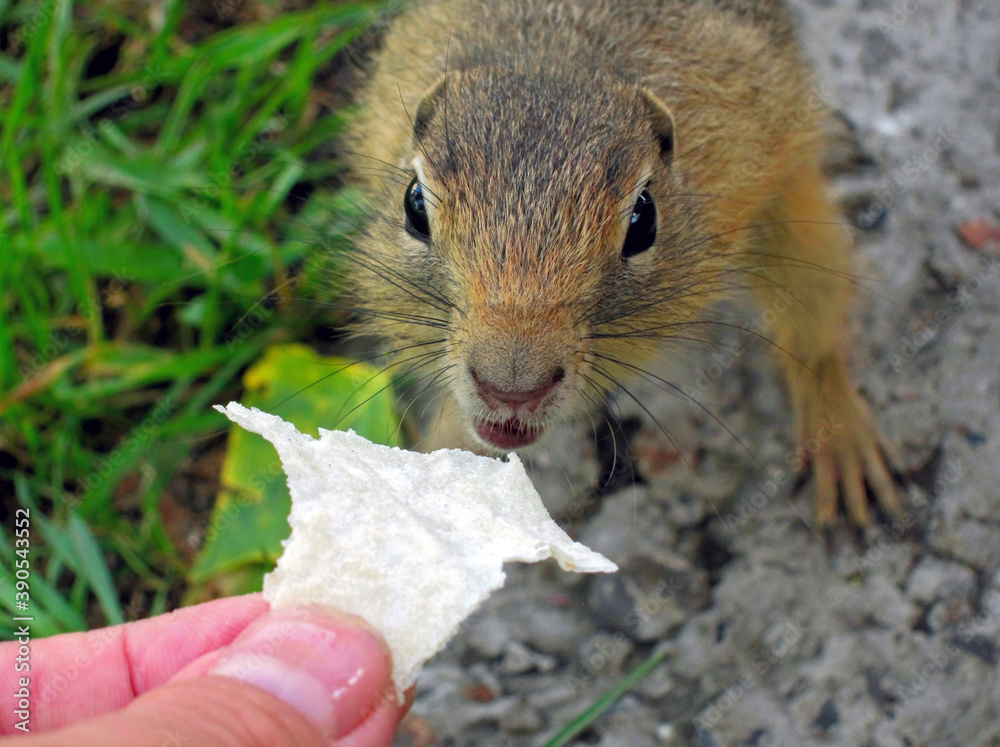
344;0;902;527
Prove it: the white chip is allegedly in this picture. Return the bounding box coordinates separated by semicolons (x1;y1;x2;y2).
215;402;616;690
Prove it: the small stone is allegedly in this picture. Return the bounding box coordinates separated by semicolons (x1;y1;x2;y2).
841;193;889;231
951;635;999;665
860;28;901;74
577;632;634;677
465;614;509;659
513;597;597;658
936;521;1000;568
887;78;920;112
676;494;713;532
596;696;662;744
906;557;976;605
635;660;676;700
394;715;438;747
499;640;557;676
926;598;977;633
587;554;710;641
958;173;980;190
657;722;679;744
957;218;1000;250
499;701;545;734
465;664;504;704
811;699;840;732
633;423;685;480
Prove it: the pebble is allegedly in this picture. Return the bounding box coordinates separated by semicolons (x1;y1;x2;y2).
587;554;710;642
499;700;545;734
499;640;557;676
907;557;978;605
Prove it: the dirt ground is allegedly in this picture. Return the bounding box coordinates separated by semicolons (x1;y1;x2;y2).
395;1;1000;745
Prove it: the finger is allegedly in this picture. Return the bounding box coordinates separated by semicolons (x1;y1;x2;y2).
0;594;269;734
6;607;396;747
8;676;329;747
335;685;413;747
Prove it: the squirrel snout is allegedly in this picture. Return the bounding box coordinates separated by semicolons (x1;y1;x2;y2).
470;366;565;414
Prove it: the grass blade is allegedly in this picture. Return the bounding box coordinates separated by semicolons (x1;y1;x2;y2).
66;513;125;626
541;647;670;747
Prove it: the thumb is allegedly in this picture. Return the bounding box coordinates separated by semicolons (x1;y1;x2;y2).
21;607;405;747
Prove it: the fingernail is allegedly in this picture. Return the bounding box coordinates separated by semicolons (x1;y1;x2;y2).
209;609;394;738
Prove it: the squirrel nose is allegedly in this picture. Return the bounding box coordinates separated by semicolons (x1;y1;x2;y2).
470;367;565;412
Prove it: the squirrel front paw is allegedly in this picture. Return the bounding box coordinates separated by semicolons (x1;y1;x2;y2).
791;355;904;528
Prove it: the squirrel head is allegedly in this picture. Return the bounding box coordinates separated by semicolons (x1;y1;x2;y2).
351;64;713;453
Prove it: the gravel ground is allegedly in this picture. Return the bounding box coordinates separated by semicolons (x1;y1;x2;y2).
395;2;1000;745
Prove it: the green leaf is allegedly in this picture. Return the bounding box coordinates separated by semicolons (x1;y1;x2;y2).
189;343;400;588
76;151;199;194
76;343;231;390
195;4;379;71
66;514;125;626
0;526;87;635
0;53;21;84
13;480;124;628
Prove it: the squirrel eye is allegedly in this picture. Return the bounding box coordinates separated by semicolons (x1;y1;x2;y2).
404;176;431;241
622;189;657;259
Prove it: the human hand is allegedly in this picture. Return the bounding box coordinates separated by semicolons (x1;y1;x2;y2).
0;594;408;746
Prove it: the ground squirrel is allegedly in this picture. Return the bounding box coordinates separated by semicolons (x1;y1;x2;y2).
344;0;903;527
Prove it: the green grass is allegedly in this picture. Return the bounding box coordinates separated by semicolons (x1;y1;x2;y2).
0;1;663;739
541;647;670;747
0;0;388;634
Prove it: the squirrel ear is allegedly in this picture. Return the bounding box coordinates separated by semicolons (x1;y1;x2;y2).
640;88;676;167
414;74;449;140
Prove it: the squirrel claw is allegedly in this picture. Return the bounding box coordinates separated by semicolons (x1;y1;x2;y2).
795;358;904;530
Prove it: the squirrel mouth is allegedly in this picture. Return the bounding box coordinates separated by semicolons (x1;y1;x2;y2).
475;417;542;450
